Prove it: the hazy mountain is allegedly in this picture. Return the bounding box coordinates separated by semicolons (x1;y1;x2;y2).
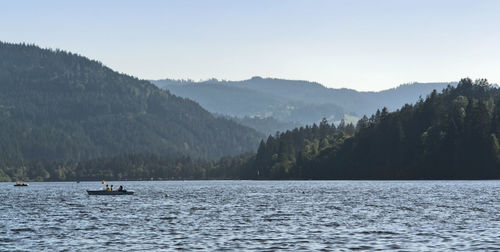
153;78;346;121
152;77;456;133
0;42;262;163
224;116;303;136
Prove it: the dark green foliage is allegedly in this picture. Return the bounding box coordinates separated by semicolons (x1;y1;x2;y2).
2;41;495;181
0;42;261;166
242;118;354;179
0;153;254;182
245;79;500;179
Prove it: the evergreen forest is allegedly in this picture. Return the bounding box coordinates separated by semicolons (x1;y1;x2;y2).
0;42;262;181
1;42;499;181
244;78;500;179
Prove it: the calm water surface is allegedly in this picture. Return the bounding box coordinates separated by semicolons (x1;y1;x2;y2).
1;181;499;251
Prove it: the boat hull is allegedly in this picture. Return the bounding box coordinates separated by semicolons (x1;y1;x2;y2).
86;190;134;195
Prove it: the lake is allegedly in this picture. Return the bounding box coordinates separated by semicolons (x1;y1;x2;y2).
1;181;499;251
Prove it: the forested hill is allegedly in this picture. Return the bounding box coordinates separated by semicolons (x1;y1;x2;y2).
152;78;346;134
0;42;261;163
241;78;500;179
152;77;455;134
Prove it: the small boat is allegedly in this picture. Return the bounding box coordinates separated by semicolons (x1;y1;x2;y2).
14;182;28;187
86;190;134;195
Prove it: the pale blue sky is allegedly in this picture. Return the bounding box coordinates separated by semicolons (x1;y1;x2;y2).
1;0;499;90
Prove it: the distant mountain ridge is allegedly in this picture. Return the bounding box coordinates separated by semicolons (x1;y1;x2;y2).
0;42;262;163
152;77;456;133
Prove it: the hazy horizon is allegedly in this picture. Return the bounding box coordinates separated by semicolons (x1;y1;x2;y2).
151;75;460;92
2;39;463;92
2;0;500;91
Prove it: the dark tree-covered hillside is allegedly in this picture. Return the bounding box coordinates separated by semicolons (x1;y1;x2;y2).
243;78;500;179
0;42;261;165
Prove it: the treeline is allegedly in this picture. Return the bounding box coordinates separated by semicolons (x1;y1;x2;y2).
6;78;500;181
0;153;254;182
242;78;500;179
246;119;355;178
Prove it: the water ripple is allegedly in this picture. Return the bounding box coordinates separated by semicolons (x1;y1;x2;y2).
1;180;499;250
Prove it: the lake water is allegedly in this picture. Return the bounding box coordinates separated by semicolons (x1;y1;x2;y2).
1;181;499;251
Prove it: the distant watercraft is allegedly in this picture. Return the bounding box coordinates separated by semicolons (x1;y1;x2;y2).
86;190;134;195
88;180;133;195
14;182;28;187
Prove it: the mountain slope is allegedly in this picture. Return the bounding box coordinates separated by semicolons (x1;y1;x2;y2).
0;42;261;162
152;77;456;133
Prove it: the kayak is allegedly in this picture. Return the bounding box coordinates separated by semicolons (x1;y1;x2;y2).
86;190;134;195
14;183;28;187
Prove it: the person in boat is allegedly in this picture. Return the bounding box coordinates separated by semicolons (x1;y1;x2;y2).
118;185;124;191
106;185;110;191
110;185;114;191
